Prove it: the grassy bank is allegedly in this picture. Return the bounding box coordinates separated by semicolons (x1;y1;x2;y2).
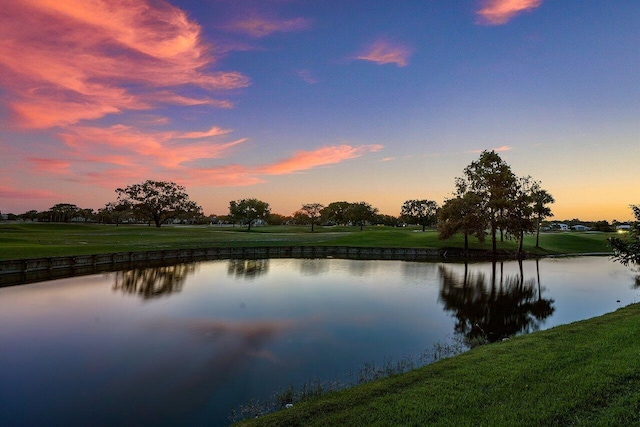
237;303;640;426
0;222;614;260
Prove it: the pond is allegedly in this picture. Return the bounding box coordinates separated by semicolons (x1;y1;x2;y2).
1;256;638;426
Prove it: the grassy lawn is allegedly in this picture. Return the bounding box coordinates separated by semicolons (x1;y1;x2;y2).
236;303;640;426
0;222;615;260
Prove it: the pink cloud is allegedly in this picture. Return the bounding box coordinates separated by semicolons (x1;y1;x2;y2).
58;125;247;169
185;144;385;186
261;144;384;175
0;0;249;128
493;145;513;152
28;158;71;175
0;185;58;200
476;0;543;25
176;127;233;139
221;12;310;37
356;40;413;67
185;165;266;187
469;145;513;154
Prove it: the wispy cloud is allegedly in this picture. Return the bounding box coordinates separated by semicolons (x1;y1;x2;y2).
0;0;249;128
261;144;384;175
469;145;514;153
186;143;384;186
220;12;310;37
33;123;383;189
58;125;247;170
297;69;319;84
476;0;543;25
356;40;413;67
27;158;72;175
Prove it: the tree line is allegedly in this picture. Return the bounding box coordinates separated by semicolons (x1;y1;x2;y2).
7;150;637;258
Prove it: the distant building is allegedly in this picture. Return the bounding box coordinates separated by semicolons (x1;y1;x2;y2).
572;224;591;231
553;223;569;231
616;224;632;231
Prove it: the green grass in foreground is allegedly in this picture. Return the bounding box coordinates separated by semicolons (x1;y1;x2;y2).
236;303;640;426
0;222;615;260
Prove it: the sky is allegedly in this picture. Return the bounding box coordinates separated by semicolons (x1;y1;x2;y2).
0;0;638;221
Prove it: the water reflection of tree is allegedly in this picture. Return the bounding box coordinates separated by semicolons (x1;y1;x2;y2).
113;263;196;299
438;260;554;345
299;259;330;276
228;259;270;279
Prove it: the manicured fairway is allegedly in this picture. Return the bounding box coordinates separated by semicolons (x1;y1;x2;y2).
0;223;614;260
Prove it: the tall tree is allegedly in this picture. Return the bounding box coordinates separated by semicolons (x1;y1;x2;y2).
299;203;325;232
506;176;536;254
608;205;640;266
115;180;202;228
458;150;517;255
347;202;378;231
400;199;439;232
531;184;555;247
229;198;270;231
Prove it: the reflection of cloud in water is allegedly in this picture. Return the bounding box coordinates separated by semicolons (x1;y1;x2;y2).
72;317;295;425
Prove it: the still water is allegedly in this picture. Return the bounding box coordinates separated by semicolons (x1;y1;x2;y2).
1;256;638;426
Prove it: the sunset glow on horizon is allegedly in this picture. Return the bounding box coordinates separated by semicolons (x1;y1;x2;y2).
0;0;638;221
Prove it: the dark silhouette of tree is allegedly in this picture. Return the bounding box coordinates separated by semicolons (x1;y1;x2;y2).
115;180;202;228
444;151;553;256
531;184;555;247
506;176;536;254
47;203;80;222
18;210;39;222
374;214;399;226
98;202;131;225
347;202;378;230
321;201;351;225
459;151;517;255
438;191;486;251
609;205;640;266
400;199;439;231
266;213;289;225
229;198;270;231
299;203;325;232
438;260;554;345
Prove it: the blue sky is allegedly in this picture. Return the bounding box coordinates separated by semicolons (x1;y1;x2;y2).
0;0;638;220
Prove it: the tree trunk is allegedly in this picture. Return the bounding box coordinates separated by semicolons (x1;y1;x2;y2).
311;221;315;232
491;225;497;255
518;231;524;254
422;224;426;232
464;232;469;252
535;219;541;247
